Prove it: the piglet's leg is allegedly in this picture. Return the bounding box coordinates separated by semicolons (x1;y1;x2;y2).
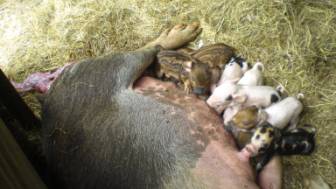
287;116;300;130
258;156;282;189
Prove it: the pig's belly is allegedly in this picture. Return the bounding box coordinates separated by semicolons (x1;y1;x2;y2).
43;75;257;189
133;76;257;188
133;76;227;142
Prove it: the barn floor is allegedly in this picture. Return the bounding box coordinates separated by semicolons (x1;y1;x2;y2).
0;0;335;188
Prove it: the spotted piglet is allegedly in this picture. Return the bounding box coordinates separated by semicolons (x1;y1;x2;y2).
260;93;304;130
240;123;315;172
237;62;264;86
207;82;282;114
224;106;267;148
217;56;249;86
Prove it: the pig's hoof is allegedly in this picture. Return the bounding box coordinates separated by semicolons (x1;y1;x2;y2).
155;22;203;50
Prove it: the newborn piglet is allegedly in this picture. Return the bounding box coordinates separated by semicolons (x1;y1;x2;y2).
207;82;282;114
237;62;264;86
217;56;249;86
156;50;212;96
191;43;236;70
261;93;304;130
277;125;316;155
191;43;237;92
225;93;303;131
240;123;316;172
224;106;267;148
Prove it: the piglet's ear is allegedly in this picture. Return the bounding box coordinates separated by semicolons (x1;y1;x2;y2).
232;94;247;104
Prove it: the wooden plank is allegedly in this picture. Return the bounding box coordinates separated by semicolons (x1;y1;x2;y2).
0;118;47;189
0;69;41;130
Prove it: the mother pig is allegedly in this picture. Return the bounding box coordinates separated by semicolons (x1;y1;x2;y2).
42;23;281;189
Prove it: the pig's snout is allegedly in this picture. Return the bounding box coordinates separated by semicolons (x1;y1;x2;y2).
243;143;259;157
251;124;275;155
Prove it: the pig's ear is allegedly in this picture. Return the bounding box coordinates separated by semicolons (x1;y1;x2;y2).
184;61;194;72
232;94;247;104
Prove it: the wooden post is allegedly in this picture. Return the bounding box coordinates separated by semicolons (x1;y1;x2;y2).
0;69;41;130
0;69;47;183
0;118;47;189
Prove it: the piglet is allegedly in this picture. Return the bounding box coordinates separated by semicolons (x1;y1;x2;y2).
261;93;304;130
207;82;282;114
239;123;315;172
223;105;241;126
217;56;249;86
237;62;264;86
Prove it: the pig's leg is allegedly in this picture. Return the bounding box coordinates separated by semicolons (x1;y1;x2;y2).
125;23;202;88
238;145;282;189
118;47;160;88
287;115;299;130
256;151;276;173
258;156;282;189
11;63;72;94
141;22;202;50
14;23;201;93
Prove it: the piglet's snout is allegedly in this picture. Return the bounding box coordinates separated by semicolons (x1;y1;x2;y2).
245;144;259;157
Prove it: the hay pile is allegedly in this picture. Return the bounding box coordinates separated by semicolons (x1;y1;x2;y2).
0;0;335;188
